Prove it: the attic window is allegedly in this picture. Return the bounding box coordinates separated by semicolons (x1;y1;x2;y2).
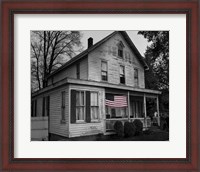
117;41;124;58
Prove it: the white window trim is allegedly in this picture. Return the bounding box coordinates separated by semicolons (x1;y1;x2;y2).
90;91;100;122
101;60;108;82
119;65;126;84
134;68;139;87
75;90;86;123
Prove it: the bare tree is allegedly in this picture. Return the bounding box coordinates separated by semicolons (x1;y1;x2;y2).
31;31;83;92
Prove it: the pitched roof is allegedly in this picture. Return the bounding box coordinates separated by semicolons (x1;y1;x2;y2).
47;31;148;79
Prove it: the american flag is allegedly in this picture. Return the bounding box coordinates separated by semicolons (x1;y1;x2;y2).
105;96;127;107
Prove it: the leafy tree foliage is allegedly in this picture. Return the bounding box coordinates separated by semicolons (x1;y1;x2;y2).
31;31;82;92
138;31;169;112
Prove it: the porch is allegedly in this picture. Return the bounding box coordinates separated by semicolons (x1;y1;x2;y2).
105;89;161;132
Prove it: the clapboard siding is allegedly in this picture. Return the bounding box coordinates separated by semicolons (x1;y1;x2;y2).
47;58;88;86
53;65;76;83
31;117;48;141
49;86;69;137
69;123;104;137
79;57;88;80
88;32;145;88
69;84;105;137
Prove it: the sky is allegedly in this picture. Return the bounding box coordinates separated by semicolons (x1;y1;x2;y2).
80;31;150;56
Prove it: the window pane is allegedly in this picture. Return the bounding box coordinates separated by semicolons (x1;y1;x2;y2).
102;75;107;81
102;71;107;76
76;92;80;106
120;66;124;74
121;108;127;118
76;91;84;106
101;61;107;71
80;107;84;120
135;78;138;86
118;49;123;57
120;76;125;84
76;107;84;120
91;92;98;106
80;91;84;105
91;107;98;120
134;69;138;78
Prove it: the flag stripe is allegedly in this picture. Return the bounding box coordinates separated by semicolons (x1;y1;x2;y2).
105;95;127;107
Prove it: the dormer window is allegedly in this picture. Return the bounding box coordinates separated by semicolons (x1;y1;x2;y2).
117;41;125;58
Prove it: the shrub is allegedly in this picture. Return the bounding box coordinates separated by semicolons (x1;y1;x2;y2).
113;121;124;137
124;122;136;137
160;116;169;131
133;119;143;135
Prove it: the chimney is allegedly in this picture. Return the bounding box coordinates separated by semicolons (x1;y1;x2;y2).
88;37;93;48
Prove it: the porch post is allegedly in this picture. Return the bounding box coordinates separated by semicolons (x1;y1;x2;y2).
143;93;147;127
128;91;131;121
156;95;160;126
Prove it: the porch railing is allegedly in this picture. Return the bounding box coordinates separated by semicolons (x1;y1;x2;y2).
106;117;153;131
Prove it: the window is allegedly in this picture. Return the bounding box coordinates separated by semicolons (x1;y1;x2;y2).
118;48;123;58
106;93;128;119
134;68;139;87
131;101;143;118
76;91;85;121
106;107;127;119
117;41;124;58
120;65;125;84
76;63;80;79
101;61;108;81
90;92;99;120
61;91;66;122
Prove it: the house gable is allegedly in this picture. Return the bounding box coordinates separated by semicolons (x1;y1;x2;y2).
47;31;147;88
88;32;145;88
47;57;88;86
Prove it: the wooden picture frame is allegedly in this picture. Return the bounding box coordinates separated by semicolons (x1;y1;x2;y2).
1;0;199;171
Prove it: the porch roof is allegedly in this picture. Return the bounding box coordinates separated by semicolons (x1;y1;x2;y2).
32;78;161;98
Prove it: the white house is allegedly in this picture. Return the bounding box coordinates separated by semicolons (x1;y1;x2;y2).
31;31;161;139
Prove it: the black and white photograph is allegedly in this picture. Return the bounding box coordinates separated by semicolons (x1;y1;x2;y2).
31;30;169;141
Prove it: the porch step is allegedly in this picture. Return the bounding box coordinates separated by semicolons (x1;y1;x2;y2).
104;131;116;135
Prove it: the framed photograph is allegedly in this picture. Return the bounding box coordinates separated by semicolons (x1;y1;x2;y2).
1;0;199;171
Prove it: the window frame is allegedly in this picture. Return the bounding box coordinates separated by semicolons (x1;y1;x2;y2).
134;68;139;87
90;91;100;122
117;41;124;58
101;60;108;82
75;90;86;123
119;65;125;84
61;91;66;123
